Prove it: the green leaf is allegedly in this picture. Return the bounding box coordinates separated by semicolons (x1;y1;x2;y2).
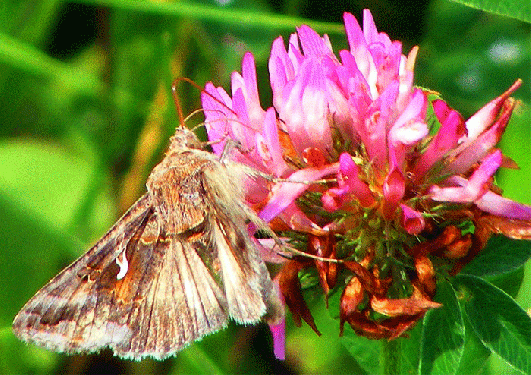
338;329;381;375
460;235;531;278
420;280;465;375
322;286;378;374
0;31;103;93
292;290;368;374
417;1;530;118
0;140;114;235
77;0;345;34
449;0;531;23
401;323;423;374
172;345;225;375
453;274;531;374
488;266;525;298
454;315;491;375
0;327;59;375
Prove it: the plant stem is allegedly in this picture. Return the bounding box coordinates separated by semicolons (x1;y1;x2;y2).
381;339;401;375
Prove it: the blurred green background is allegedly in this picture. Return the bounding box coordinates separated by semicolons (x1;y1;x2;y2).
0;0;529;374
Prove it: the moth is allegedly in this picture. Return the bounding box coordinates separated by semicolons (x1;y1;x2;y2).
12;126;284;360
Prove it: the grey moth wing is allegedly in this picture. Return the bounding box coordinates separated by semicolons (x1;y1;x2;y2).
12;126;283;360
12;194;155;358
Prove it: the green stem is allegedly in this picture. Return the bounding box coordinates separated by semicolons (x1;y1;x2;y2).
381;339;401;375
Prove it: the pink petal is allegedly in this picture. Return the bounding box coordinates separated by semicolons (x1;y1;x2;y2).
343;12;377;95
297;25;333;57
233;52;263;122
278;60;332;154
383;164;405;218
269;279;286;360
276;202;327;234
430;150;502;203
390;89;428;145
464;79;521;142
363;81;399;166
322;186;350;212
256;107;290;177
202;82;234;155
269;37;291;109
269;319;286;360
400;204;426;234
362;9;379;44
230;88;254;148
389;89;428;168
259;164;339;223
468;150;502;188
412;99;465;180
445;98;515;175
338;152;374;207
476;192;531;220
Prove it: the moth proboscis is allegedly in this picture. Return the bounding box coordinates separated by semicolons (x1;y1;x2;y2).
12;126;284;360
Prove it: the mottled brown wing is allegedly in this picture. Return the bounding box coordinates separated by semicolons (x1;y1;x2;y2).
13;126;283;360
146;143;284;327
209;215;281;325
12;194;153;356
110;215;230;359
12;194;230;360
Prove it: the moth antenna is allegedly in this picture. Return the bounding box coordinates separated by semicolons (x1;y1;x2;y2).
183;109;206;126
219;139;242;164
171;77;255;145
271;177;337;185
227;162;338;186
172;77;223;124
172;78;193;127
240;204;341;264
280;244;342;263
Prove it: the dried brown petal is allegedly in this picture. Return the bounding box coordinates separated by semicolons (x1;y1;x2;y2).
450;212;517;275
309;234;332;296
478;215;531;240
278;127;304;168
408;225;461;257
501;154;519;170
339;276;365;335
327;252;338;289
436;225;462;247
277;259;321;335
414;255;436;296
344;261;378;294
344;315;387;339
370;287;441;317
443;234;472;259
385;316;423;340
342;312;422;340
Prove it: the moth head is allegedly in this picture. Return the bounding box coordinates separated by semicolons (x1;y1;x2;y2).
169;126;203;152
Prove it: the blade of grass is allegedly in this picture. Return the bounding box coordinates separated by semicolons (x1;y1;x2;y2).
76;0;345;34
0;32;103;94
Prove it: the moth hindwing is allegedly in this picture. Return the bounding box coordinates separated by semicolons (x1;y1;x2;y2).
12;126;283;360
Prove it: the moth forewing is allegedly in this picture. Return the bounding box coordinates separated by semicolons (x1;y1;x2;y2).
11;194;152;355
12;126;283;360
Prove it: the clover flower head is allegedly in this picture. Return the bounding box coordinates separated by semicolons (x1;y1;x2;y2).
202;9;530;359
